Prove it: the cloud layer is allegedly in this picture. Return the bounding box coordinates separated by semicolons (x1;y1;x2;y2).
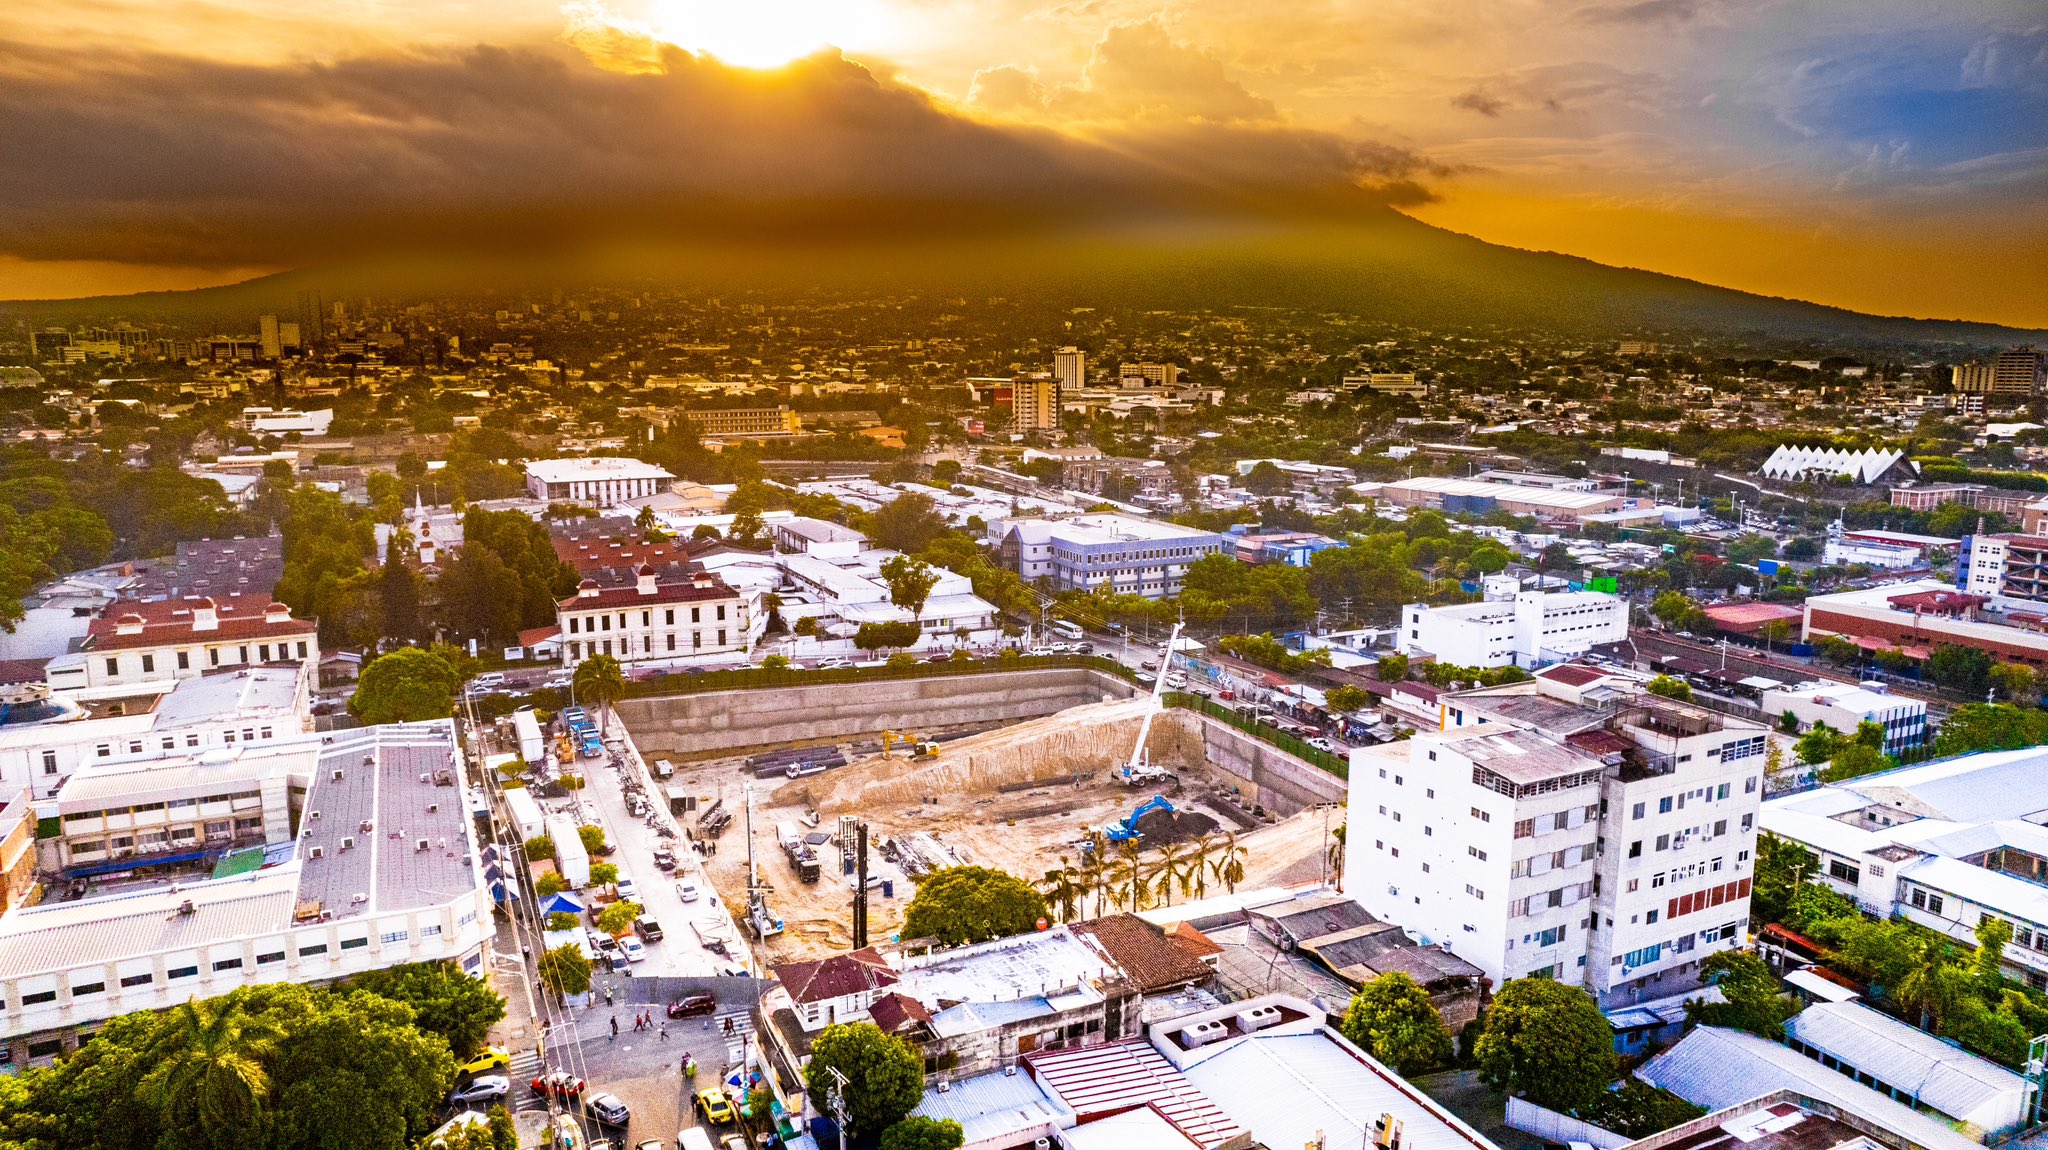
0;36;1440;270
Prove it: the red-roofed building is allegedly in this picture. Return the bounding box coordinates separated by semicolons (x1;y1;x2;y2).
52;597;318;690
555;565;750;668
1700;601;1805;637
770;947;898;1031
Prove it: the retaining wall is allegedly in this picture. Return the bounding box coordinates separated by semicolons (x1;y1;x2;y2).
1185;716;1347;815
615;667;1137;758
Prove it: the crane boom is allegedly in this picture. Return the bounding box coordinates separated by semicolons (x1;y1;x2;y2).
1127;622;1182;774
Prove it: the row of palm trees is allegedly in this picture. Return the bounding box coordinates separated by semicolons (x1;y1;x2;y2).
1039;830;1250;922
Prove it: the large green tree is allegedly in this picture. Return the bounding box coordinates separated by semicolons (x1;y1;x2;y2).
901;866;1047;947
350;647;464;723
880;555;941;619
879;1117;965;1150
538;944;592;999
867;492;947;554
1473;978;1618;1112
350;963;507;1059
141;1000;283;1150
1933;703;2048;757
571;653;626;730
803;1023;924;1138
1337;973;1454;1074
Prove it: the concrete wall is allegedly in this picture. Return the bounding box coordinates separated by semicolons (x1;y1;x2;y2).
615;668;1137;758
1182;715;1346;815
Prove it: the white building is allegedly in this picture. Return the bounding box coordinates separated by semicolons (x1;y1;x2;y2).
1762;749;2048;989
1399;590;1629;669
48;596;319;693
0;665;312;802
0;721;492;1066
524;457;675;508
1757;681;1928;757
1347;664;1767;1006
994;514;1229;600
556;566;752;667
1757;445;1910;486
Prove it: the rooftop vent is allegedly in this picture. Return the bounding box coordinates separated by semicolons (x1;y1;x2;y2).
341;836;355;850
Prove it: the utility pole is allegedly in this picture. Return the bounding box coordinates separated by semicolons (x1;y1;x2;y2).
824;1066;850;1150
852;821;870;950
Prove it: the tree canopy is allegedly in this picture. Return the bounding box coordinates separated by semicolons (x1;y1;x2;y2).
901;866;1047;947
1337;973;1454;1074
350;647;465;723
879;1116;965;1150
802;1023;925;1138
1473;977;1618;1112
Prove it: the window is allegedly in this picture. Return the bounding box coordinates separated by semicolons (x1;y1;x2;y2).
1656;834;1670;851
1471;807;1490;822
1465;884;1485;900
1510;858;1534;878
1658;796;1674;814
1513;818;1535;839
1652;872;1666;888
140;654;155;674
1626;879;1639;892
1713;819;1727;837
379;929;409;945
1827;859;1861;885
1631;802;1645;820
1553;812;1571;831
1469;846;1488;861
119;973;152;988
211;958;242;972
297;944;328;957
257;951;285;965
21;989;56;1005
1629;840;1643;859
1645;909;1659;924
1911;888;1927;909
168;964;199;978
104;657;119;676
1929;894;1945;915
41;750;56;775
176;651;190;670
340;937;368;950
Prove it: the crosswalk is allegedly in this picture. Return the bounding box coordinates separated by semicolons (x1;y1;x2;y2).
508;1047;543;1078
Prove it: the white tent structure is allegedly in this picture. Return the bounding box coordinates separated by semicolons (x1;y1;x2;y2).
1758;445;1911;486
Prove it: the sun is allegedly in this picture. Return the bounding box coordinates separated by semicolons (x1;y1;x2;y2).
645;0;887;69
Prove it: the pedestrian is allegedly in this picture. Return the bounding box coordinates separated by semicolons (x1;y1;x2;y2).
609;1015;618;1040
659;1023;668;1040
604;987;614;1007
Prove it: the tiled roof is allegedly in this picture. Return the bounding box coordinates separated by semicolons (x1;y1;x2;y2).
867;992;932;1036
771;947;897;1004
1167;921;1224;960
1536;663;1608;687
1072;913;1213;992
81;597;316;652
558;580;740;611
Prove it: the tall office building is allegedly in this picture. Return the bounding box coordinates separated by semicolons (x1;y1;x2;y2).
278;322;301;351
1010;378;1061;433
1054;346;1086;390
258;314;281;359
1118;361;1181;388
295;290;325;348
1954;348;2045;395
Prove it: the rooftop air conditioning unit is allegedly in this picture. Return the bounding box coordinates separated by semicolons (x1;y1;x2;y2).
332;768;344;781
309;810;320;820
416;838;429;852
1234;1004;1284;1033
419;772;429;783
427;803;439;813
1180;1019;1229;1048
341;836;355;851
309;846;323;859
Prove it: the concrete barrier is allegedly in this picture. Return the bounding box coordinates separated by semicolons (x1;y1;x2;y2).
615;667;1138;758
1188;716;1347;816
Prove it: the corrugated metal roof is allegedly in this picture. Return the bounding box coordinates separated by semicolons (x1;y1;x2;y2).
1786;1002;2023;1124
1182;1034;1500;1150
1636;1026;1983;1150
0;870;298;979
909;1069;1069;1147
1026;1039;1243;1149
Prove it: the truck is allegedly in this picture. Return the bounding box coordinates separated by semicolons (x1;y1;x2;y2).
511;708;545;764
548;814;591;887
503;787;546;844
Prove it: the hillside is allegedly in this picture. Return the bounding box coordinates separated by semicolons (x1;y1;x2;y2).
3;212;2039;350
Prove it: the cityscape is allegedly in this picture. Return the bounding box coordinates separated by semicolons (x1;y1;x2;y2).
2;4;2047;1150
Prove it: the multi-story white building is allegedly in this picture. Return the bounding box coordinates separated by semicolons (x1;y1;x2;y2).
1399;589;1629;669
1757;681;1927;758
1347;664;1766;1006
47;596;319;693
0;721;492;1066
1762;748;2048;990
995;514;1228;600
523;457;675;508
556;566;751;666
1053;347;1086;391
0;664;312;802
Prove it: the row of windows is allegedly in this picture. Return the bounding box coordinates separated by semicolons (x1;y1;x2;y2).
567;631;727;660
103;640;308;678
566;604;726;634
11;933;411;1003
92;727;274;760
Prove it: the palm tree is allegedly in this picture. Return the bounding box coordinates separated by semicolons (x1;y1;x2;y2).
573;653;626;732
1151;842;1187;908
1077;835;1109;917
635;504;658;533
1115;839;1145;910
141;1000;281;1147
1040;861;1082;924
1212;831;1247;894
1185;833;1216;899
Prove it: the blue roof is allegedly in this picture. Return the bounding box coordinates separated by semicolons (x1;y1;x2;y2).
911;1069;1071;1146
929;997;1054;1037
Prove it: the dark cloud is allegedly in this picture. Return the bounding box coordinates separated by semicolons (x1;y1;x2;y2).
1451;89;1508;116
1579;0;1705;23
0;39;1441;269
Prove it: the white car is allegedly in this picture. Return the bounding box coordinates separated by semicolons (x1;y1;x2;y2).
587;1093;632;1127
615;876;638;902
620;937;648;963
675;879;700;903
1307;736;1336;752
449;1075;511;1104
815;657;853;670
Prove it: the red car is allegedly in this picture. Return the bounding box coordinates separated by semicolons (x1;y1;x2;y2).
532;1070;586;1099
667;992;717;1019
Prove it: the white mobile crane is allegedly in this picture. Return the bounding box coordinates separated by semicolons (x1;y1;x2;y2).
1118;623;1181;787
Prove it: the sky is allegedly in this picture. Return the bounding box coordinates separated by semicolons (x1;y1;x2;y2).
1;0;2043;326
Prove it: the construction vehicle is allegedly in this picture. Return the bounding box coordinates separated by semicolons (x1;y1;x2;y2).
1084;795;1176;855
1119;623;1181;787
882;730;939;759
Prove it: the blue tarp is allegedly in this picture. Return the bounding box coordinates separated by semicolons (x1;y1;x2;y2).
539;892;585;915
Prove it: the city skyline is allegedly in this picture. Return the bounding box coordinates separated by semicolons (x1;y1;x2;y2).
1;0;2044;326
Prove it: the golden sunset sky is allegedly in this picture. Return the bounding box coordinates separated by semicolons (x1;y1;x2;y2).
2;0;2044;325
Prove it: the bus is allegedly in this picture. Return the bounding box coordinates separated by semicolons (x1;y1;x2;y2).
1051;620;1085;641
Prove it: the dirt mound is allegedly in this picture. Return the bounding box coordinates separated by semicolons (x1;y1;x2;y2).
1130;805;1219;849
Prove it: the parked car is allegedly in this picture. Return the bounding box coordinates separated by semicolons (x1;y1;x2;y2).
695;1088;736;1125
607;950;632;973
926;652;952;663
1028;646;1055;656
675;879;700;902
450;1076;510;1105
615;876;638;902
620;937;648;963
1134;672;1157;686
652;849;677;871
587;1093;631;1127
815;658;853;670
667;992;717;1018
635;915;664;942
532;1071;585;1099
456;1046;511;1077
1306;736;1336;752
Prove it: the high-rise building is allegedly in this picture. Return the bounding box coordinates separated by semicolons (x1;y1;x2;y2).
1054;346;1086;390
1953;348;2044;395
258;314;281;359
295;290;325;348
1009;378;1060;433
278;322;301;351
1118;361;1181;388
1346;665;1766;1006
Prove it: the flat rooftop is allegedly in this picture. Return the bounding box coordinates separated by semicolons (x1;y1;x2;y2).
152;665;303;727
1445;727;1607;784
295;725;474;921
894;926;1116;1009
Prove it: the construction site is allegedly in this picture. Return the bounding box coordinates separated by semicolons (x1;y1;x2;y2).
626;679;1350;963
